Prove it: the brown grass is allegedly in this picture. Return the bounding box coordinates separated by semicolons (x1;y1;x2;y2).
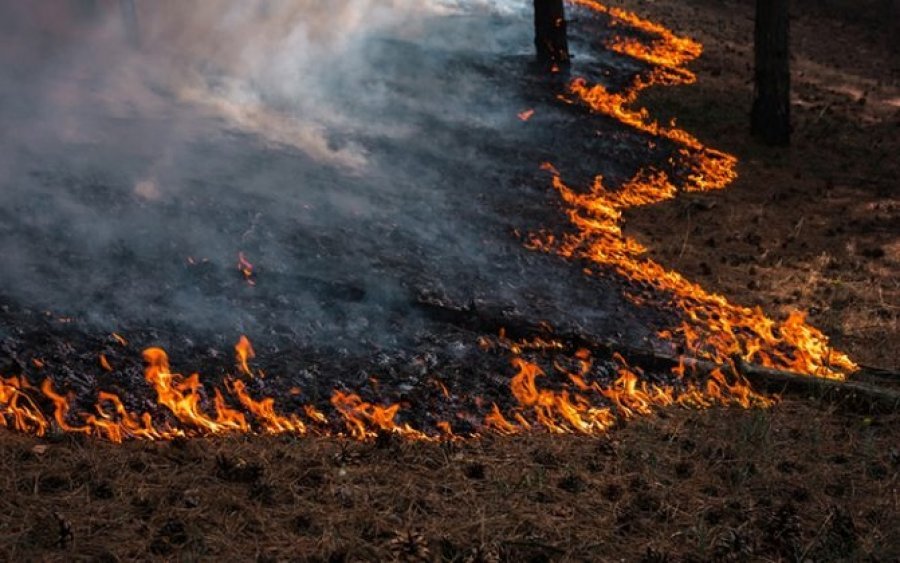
1;400;897;561
613;0;900;369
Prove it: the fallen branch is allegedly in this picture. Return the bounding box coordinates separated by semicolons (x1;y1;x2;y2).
413;295;900;414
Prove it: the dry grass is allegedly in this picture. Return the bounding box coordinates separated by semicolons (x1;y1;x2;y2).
612;0;900;369
0;400;897;561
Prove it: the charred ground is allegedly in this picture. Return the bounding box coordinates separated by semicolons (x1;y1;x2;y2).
1;5;715;433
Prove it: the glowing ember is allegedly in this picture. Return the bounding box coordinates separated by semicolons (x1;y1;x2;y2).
237;252;256;286
518;108;536;122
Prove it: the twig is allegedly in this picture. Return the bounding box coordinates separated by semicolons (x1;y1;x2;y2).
798;511;834;561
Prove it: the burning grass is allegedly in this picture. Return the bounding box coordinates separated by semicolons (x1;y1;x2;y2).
598;0;899;370
2;332;778;443
0;0;867;446
533;1;857;379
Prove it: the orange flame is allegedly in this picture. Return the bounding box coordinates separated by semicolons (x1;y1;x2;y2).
143;347;245;434
527;1;855;379
485;342;771;436
330;391;428;441
228;379;303;434
235;335;256;377
1;377;49;436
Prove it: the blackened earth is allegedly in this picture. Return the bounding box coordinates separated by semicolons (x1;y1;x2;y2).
0;7;701;432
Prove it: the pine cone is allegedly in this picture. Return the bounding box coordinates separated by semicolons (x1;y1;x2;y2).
388;530;431;562
760;503;801;559
640;547;671;563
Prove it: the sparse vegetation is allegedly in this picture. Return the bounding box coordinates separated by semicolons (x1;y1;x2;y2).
0;401;896;560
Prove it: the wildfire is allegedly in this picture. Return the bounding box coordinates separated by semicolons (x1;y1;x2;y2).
526;1;856;379
0;0;857;445
0;336;446;443
571;0;702;74
0;377;48;436
484;335;771;436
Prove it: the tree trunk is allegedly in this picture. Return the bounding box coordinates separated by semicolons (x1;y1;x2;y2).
534;0;570;67
751;0;791;145
120;0;140;48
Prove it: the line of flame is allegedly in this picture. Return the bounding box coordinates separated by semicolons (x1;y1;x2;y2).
2;331;774;442
525;0;856;379
1;341;442;443
483;333;772;435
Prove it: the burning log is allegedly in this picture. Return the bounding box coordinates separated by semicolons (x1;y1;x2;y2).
534;0;571;68
732;360;900;414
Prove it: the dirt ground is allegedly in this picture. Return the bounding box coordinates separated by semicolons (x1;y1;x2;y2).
617;0;899;370
0;1;897;561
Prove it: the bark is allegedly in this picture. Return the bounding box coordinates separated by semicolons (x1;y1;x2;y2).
752;0;791;145
534;0;570;67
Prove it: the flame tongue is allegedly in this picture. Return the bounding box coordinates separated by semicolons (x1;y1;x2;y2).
1;377;49;436
486;340;772;436
143;347;242;434
235;335;256;377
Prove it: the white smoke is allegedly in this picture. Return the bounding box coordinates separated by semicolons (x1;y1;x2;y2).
0;0;538;344
109;0;528;168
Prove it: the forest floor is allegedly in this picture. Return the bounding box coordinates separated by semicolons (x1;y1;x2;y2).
0;401;896;561
621;0;899;370
1;1;897;561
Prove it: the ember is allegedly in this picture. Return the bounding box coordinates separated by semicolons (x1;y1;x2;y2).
237;252;256;286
